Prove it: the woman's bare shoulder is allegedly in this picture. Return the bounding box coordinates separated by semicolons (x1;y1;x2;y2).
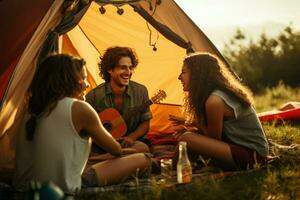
206;94;225;108
72;100;98;118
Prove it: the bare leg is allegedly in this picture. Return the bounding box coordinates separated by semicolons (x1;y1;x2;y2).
179;132;236;168
130;141;150;153
91;153;151;186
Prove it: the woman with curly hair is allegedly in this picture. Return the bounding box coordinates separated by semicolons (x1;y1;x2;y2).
170;53;269;170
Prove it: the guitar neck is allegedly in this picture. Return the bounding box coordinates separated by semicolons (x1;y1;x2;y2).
122;90;166;121
123;100;153;121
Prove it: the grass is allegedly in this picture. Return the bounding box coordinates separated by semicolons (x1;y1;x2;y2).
254;81;300;112
77;83;300;200
2;84;299;200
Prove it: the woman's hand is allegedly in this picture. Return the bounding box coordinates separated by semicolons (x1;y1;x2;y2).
172;125;199;140
169;114;186;126
120;136;135;148
172;125;188;140
88;148;138;162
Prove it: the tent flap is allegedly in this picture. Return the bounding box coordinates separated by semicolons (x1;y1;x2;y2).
0;0;226;172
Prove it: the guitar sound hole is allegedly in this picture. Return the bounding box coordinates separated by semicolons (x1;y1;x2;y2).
103;123;112;132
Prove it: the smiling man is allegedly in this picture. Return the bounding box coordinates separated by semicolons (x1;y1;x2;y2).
86;46;152;154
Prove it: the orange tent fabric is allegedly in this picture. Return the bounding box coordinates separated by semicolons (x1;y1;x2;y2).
0;0;225;172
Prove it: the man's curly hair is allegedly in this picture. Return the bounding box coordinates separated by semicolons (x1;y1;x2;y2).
99;46;139;82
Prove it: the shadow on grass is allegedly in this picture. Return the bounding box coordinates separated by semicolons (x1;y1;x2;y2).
75;160;300;200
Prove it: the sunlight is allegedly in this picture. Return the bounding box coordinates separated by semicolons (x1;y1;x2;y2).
175;0;300;49
175;0;300;27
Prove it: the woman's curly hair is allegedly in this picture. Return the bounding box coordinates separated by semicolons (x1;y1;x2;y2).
183;53;254;124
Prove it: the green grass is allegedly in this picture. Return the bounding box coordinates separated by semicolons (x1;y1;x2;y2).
254;81;300;112
76;84;300;200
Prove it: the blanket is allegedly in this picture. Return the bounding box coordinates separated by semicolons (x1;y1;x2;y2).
258;101;300;122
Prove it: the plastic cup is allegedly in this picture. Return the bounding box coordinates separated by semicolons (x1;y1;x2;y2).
160;158;173;181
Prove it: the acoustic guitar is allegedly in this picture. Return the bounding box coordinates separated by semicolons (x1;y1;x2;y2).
98;90;167;139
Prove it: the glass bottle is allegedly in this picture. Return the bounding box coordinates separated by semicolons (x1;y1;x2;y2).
177;141;192;183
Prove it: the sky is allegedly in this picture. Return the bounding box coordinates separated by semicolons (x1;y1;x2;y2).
175;0;300;49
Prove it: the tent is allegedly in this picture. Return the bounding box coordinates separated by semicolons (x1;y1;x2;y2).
0;0;227;174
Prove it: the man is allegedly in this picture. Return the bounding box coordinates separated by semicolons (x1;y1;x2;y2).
86;46;152;153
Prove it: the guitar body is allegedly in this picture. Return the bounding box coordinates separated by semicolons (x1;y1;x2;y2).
97;90;167;140
98;108;127;139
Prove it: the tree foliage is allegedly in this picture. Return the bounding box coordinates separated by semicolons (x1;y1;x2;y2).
223;25;300;93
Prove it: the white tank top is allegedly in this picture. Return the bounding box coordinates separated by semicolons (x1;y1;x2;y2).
14;97;91;192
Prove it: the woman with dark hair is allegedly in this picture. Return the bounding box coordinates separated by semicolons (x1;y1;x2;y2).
13;54;151;193
170;53;269;170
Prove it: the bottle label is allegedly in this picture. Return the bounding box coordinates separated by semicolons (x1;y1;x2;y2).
177;166;192;183
182;167;192;183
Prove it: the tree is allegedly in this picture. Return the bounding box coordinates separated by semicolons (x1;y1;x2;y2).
223;25;300;94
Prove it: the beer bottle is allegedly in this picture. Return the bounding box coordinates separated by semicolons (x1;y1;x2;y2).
177;141;192;183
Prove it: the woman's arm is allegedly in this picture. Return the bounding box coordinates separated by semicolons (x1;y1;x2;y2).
88;148;138;161
72;100;122;156
204;95;227;140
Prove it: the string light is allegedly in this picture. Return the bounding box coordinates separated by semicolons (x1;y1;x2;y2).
96;0;160;51
99;6;106;14
96;0;154;13
117;7;124;15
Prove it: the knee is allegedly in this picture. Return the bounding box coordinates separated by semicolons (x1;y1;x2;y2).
134;141;150;153
141;153;152;167
178;131;193;142
140;143;150;153
131;153;152;178
130;153;152;173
